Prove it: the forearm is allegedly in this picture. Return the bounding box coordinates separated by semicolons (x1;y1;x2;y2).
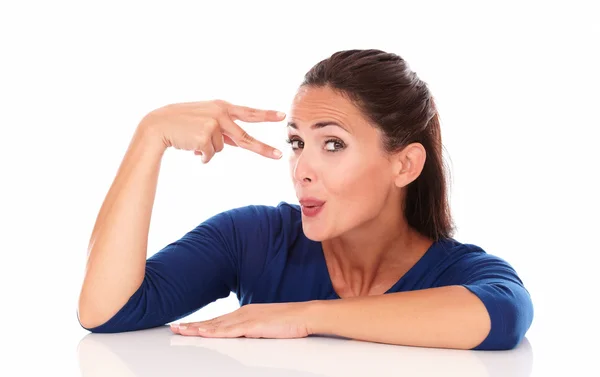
308;285;491;350
78;122;166;329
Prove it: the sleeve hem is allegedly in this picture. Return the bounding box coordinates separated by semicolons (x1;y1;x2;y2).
462;284;517;351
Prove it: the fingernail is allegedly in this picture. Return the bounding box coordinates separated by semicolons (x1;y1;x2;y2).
197;327;207;333
276;111;286;118
179;325;187;330
273;149;282;158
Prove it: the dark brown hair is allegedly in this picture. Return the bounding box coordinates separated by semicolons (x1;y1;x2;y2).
301;49;455;241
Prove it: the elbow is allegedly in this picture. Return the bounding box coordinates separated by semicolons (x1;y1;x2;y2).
77;295;98;331
466;283;534;351
498;333;523;351
77;294;121;333
480;318;527;351
502;300;534;350
498;293;534;350
77;313;98;333
77;302;109;332
77;276;148;333
77;306;126;334
76;278;162;334
485;317;525;351
77;315;101;333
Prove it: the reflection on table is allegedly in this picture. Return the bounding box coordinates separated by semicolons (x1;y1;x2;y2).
77;326;533;377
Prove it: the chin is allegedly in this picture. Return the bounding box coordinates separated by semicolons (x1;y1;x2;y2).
300;221;330;242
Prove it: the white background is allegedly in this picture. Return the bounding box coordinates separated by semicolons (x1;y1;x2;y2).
1;1;598;376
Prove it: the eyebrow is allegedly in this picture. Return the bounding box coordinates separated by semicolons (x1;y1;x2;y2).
287;121;350;133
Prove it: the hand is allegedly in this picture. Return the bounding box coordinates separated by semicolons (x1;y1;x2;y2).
139;99;286;163
169;302;315;339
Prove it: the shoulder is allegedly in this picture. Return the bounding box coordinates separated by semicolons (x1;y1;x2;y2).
190;201;304;258
209;200;305;257
432;238;525;286
437;238;510;265
217;201;302;235
223;201;301;220
437;238;491;259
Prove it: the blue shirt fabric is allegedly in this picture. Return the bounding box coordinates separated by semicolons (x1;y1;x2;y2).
80;201;534;350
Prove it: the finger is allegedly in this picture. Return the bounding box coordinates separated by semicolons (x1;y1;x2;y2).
219;117;283;159
212;131;225;153
193;145;215;162
196;323;247;338
223;134;238;147
198;140;216;163
227;105;286;123
182;311;237;330
169;323;181;334
173;320;231;337
187;315;230;328
175;324;204;337
170;322;203;336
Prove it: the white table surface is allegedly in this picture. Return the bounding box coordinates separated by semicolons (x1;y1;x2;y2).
3;299;597;376
74;326;534;377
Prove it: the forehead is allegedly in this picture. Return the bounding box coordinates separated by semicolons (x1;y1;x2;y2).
288;86;365;124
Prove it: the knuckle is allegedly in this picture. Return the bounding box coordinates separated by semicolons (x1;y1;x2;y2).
239;131;255;144
212;100;230;115
207;319;221;328
212;99;228;107
247;107;258;117
204;118;219;131
195;134;209;146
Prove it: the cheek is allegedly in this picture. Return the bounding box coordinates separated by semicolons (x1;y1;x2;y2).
288;155;297;176
327;159;389;198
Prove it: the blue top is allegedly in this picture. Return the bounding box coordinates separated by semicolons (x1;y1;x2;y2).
80;202;534;350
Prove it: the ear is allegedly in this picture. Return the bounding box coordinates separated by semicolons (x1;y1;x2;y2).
393;143;427;188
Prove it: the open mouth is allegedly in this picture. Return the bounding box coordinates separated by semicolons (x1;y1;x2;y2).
301;203;325;217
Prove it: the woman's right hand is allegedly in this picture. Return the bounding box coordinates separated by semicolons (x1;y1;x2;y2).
140;99;286;163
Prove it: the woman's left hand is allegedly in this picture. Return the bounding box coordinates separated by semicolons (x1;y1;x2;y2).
169;302;316;339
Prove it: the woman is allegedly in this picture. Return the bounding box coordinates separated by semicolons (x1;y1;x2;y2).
77;49;534;351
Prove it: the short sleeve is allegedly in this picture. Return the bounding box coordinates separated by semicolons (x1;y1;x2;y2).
434;249;534;350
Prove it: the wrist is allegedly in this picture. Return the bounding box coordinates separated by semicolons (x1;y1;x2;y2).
134;118;168;155
305;299;333;335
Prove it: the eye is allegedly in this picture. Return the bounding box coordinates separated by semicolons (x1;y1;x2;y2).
324;138;345;152
285;137;303;149
285;137;346;152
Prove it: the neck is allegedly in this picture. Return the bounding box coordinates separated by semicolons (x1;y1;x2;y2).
323;213;414;271
321;198;433;297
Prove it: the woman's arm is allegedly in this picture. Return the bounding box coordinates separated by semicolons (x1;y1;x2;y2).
77;100;286;332
308;254;534;350
309;285;490;350
77;124;166;329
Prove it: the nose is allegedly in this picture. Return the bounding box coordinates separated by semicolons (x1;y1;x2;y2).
292;150;315;184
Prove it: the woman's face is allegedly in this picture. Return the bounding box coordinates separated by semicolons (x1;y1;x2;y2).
287;85;400;241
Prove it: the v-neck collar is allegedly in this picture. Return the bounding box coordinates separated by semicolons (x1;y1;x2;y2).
318;238;449;299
